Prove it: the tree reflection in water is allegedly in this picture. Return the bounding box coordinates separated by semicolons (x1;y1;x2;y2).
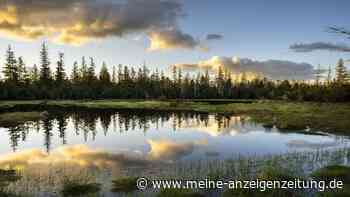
4;110;252;153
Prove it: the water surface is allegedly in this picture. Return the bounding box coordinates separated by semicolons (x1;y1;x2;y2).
0;110;348;162
0;110;349;196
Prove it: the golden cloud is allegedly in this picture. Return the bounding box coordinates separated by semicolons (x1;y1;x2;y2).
0;0;201;49
0;145;147;170
148;29;200;51
0;139;209;170
174;56;316;80
147;139;207;161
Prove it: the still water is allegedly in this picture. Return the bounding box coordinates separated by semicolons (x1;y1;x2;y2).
0;110;349;196
0;110;348;163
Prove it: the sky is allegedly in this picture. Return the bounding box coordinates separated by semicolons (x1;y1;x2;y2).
0;0;349;79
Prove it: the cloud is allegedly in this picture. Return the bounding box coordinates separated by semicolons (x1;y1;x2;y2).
290;42;350;53
174;56;315;80
147;139;207;161
0;0;200;49
206;34;223;41
148;28;200;50
0;145;148;169
179;116;259;137
0;140;208;169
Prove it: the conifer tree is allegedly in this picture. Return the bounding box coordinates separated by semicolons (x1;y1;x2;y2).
112;65;116;83
326;65;332;84
55;53;66;83
87;57;96;82
31;64;39;82
314;64;323;85
3;45;18;83
99;62;111;83
71;61;80;83
80;56;88;82
336;58;347;84
39;42;52;83
17;57;25;82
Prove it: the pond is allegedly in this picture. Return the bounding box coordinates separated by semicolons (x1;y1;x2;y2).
0;110;349;196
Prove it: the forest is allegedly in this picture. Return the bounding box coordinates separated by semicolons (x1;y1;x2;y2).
0;43;349;102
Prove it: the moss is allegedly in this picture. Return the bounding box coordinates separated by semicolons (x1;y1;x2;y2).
0;112;43;127
111;177;137;193
157;189;205;197
311;165;350;183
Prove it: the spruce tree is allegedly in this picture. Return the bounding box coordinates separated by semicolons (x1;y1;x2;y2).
55;53;66;83
336;59;347;84
80;56;88;82
39;42;52;83
71;61;80;83
314;64;323;85
99;62;111;83
112;65;116;83
87;57;96;82
17;57;25;82
31;64;39;82
3;45;18;83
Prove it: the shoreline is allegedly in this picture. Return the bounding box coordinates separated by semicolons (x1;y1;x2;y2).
0;100;349;134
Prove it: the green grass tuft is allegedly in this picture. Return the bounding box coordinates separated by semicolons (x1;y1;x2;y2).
311;165;350;183
61;181;101;197
111;177;138;193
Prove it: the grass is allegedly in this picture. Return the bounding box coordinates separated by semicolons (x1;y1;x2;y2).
311;165;350;183
0;99;349;133
111;177;138;193
61;180;101;197
0;112;44;127
311;165;350;197
0;169;22;197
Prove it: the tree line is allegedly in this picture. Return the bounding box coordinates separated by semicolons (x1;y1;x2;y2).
1;43;349;102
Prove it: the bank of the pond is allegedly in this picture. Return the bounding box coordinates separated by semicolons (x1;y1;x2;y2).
0;111;44;127
0;100;349;134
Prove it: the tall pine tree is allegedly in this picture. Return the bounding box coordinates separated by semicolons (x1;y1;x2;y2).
87;57;96;83
71;61;80;83
99;62;111;84
55;53;66;84
39;42;52;83
336;58;347;84
3;45;18;83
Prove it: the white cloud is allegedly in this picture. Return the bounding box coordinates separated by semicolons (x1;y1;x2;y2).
174;56;315;80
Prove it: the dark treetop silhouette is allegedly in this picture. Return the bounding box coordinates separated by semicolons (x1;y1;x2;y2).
1;43;350;102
